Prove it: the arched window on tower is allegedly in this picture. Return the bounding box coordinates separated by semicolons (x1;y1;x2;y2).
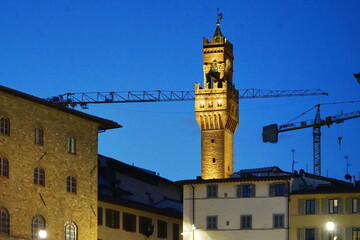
0;207;10;235
0;157;9;177
65;221;78;240
0;117;10;136
66;176;77;194
32;215;46;239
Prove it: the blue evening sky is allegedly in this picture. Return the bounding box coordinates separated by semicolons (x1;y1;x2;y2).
1;0;359;181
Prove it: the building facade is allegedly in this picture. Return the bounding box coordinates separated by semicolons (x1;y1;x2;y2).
0;85;120;240
98;155;183;240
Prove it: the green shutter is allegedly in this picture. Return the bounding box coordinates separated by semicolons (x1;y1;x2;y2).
299;199;305;215
252;184;256;197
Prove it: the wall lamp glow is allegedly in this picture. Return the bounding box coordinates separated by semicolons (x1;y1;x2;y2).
39;230;47;239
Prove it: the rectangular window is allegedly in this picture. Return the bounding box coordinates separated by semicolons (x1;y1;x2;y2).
139;216;152;237
275;184;285;196
67;137;76;154
273;214;284;228
98;207;103;225
306;200;315;214
329;199;338;214
157;220;167;238
105;209;120;229
237;184;254;197
353;198;358;213
240;215;252;229
352;227;360;240
206;216;217;230
123;212;136;232
305;228;315;240
207;185;218;198
173;223;180;240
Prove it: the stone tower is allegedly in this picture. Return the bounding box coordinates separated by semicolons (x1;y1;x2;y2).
195;21;239;179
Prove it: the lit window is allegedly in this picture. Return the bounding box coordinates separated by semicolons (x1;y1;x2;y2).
34;168;45;186
240;215;252;229
199;101;205;108
352;228;360;240
353;198;359;213
206;216;217;230
305;199;315;214
157;220;167;238
0;157;9;177
329;199;338;214
0;117;10;136
217;100;222;107
208;101;213;107
35;128;43;145
32;215;46;239
67;137;76;154
207;185;218;198
66;176;76;193
65;221;77;240
273;214;284;228
0;207;9;235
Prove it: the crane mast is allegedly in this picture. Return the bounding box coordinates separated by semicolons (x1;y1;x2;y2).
46;88;328;109
263;104;360;175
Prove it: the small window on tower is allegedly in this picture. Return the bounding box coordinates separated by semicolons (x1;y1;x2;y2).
217;100;222;107
208;101;213;107
212;158;216;163
200;101;205;108
211;139;215;143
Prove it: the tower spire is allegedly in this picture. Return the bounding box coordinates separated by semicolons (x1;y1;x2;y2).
214;8;223;37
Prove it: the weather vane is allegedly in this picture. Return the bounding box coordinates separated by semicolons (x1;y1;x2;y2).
217;8;223;26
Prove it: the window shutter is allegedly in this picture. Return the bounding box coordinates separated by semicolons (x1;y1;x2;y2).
269;183;275;197
299;199;305;215
345;198;352;213
315;228;319;240
336;226;342;240
345;227;352;240
298;228;305;240
251;184;256;197
322;199;328;214
315;199;320;214
338;198;343;214
284;183;289;196
357;198;360;213
237;185;243;198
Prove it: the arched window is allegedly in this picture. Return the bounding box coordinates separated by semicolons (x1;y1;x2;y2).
34;128;43;145
66;176;76;193
67;137;76;154
0;118;10;136
34;168;45;186
32;215;46;239
0;207;9;235
0;158;9;177
65;221;77;240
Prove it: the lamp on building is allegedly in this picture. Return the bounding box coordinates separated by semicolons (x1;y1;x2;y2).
326;222;335;240
354;73;360;84
38;230;47;239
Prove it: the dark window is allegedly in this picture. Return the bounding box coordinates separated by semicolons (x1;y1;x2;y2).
139;216;153;237
0;158;9;177
0;207;9;235
98;207;103;225
206;216;217;230
275;184;285;196
305;228;315;240
34;128;43;145
237;184;255;197
329;199;338;214
240;215;252;229
207;185;218;198
34;168;45;186
173;223;180;240
66;176;76;193
352;227;360;240
157;220;167;238
105;209;120;229
65;221;77;240
273;214;284;228
123;212;136;232
0;118;10;136
306;200;315;214
32;215;46;239
67;137;76;154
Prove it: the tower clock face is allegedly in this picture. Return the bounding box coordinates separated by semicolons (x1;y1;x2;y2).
225;59;231;72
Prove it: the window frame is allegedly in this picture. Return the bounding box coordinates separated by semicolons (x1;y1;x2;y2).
0;207;9;235
352;227;360;240
0;157;9;177
206;216;218;230
207;185;218;198
329;199;338;214
352;198;359;213
305;228;315;240
34;128;43;145
123;212;136;232
105;209;120;229
237;184;255;198
240;215;252;229
34;167;45;186
139;216;152;237
67;137;76;154
0;117;10;136
66;176;77;194
305;199;315;214
157;220;167;238
273;214;284;228
64;221;77;240
32;214;46;239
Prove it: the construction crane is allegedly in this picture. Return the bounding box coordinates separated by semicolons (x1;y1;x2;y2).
46;88;328;109
262;102;360;176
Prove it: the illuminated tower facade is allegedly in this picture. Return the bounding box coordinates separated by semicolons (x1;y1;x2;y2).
195;22;239;179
